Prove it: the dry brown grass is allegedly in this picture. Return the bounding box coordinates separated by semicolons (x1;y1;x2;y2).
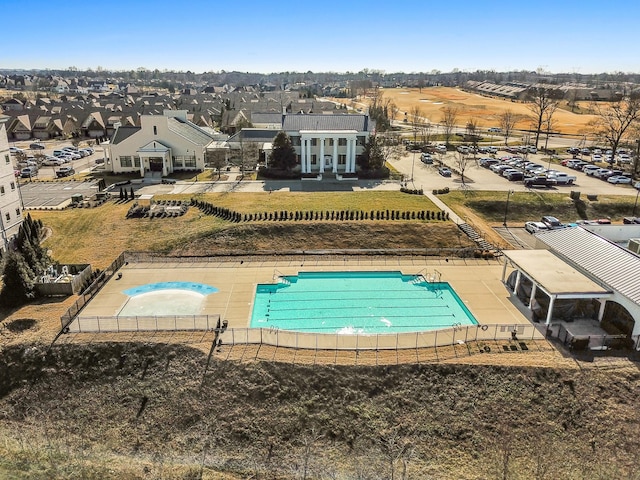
336;86;599;135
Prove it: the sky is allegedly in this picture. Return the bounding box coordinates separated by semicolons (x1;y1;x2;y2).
2;0;639;74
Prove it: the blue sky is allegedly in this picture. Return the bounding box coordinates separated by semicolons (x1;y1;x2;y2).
2;0;639;74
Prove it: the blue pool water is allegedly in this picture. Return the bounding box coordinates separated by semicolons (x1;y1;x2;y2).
250;271;478;334
124;282;217;296
119;282;217;316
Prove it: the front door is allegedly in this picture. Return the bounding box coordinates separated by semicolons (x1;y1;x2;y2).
325;155;332;167
149;157;163;172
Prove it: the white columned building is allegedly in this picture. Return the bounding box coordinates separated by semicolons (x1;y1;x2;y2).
283;114;375;176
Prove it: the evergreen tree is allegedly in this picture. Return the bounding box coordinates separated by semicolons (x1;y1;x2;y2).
358;136;385;170
0;251;36;308
269;131;297;171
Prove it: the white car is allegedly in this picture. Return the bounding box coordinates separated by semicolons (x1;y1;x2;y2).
524;221;549;234
42;157;65;166
607;175;632;184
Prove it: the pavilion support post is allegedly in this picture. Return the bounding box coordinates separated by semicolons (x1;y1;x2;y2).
545;295;556;325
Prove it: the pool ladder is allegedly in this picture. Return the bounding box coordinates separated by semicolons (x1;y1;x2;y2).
414;269;442;284
273;269;291;285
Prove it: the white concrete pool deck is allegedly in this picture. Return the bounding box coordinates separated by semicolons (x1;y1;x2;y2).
80;257;532;332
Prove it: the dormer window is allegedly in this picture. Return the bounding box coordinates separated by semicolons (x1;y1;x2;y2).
153;126;157;135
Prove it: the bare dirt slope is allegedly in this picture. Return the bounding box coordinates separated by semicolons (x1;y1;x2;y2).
1;343;639;479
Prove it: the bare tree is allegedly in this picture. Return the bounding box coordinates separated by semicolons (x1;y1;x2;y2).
588;93;640;160
454;151;474;185
379;134;403;165
420;121;433;146
238;139;259;177
526;87;561;148
205;149;227;178
441;106;458;147
409;106;422;144
498;110;519;146
542;105;559;152
466;118;480;157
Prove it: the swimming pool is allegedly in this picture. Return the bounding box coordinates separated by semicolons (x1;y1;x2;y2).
119;281;217;316
250;271;478;334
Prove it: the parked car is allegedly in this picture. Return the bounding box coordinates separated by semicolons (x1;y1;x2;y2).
547;172;576;185
55;166;76;178
20;166;38;178
435;144;447;154
488;127;502;133
479;158;499;168
525;176;556;188
541;216;562;229
420;153;433;164
634;181;640;190
607;175;632;184
567;147;580;155
593;168;612;179
525;221;549;234
9;146;24;155
42;156;65;166
582;165;600;175
62;146;78;152
507;171;524;181
580;148;591;155
437;167;452;177
29;142;45;150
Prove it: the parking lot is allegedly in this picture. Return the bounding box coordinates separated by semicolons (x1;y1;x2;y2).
18;180;102;208
391;149;639;198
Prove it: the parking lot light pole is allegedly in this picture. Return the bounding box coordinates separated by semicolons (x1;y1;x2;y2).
503;189;514;227
633;188;640;217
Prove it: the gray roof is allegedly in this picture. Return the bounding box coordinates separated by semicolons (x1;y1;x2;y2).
536;226;640;305
282;114;371;132
167;117;216;145
228;129;279;143
251;112;283;125
111;126;140;145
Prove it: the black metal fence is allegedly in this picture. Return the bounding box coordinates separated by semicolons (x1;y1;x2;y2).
60;252;126;330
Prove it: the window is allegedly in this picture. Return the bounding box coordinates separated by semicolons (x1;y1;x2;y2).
4;154;9;164
172;156;182;168
119;156;132;167
338;154;346;165
290;136;301;146
184;156;196;168
15;208;20;217
0;186;4;195
311;138;317;146
153;126;157;135
134;156;141;167
5;213;9;222
338;138;347;146
357;136;366;146
328;138;334;146
10;182;15;191
311;154;317;165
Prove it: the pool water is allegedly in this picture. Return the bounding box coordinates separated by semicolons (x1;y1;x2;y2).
250;271;477;334
119;281;217;316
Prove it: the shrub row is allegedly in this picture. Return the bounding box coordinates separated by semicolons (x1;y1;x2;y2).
191;199;242;222
433;187;450;195
183;199;453;222
400;187;424;195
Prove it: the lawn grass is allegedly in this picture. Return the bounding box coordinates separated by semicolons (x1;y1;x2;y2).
440;190;638;224
35;192;450;269
180;191;439;213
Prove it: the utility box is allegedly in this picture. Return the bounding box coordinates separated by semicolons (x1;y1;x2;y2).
71;194;84;204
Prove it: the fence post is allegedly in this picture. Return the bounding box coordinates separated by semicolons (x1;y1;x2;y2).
434;329;438;347
464;326;469;343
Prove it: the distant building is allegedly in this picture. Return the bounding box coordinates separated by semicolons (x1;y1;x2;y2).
0;122;24;251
